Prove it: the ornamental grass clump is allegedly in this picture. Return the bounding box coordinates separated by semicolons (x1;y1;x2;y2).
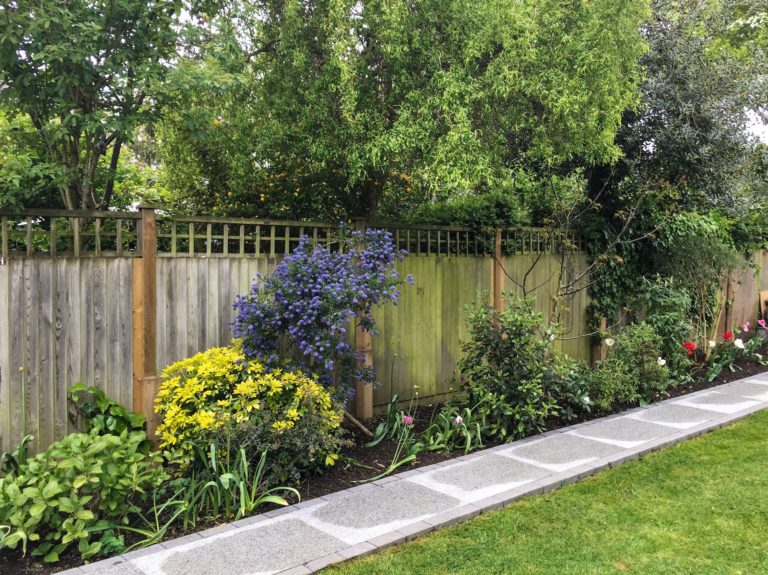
155;343;346;482
232;227;411;399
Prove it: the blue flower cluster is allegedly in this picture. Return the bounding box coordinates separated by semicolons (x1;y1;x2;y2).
232;227;412;398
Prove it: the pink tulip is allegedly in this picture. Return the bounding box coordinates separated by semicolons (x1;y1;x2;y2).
741;321;750;332
403;415;414;426
455;415;463;425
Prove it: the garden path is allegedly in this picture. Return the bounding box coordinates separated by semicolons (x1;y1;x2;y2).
59;376;768;575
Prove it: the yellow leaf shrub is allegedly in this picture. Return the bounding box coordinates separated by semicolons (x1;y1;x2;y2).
155;342;343;467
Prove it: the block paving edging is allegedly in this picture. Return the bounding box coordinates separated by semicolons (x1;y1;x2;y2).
55;377;768;575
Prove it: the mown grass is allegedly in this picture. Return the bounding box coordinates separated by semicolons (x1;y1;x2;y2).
326;410;768;575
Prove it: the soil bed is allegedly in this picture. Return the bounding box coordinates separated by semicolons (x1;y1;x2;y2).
4;353;767;575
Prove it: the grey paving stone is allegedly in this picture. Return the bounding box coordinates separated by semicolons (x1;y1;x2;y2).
639;403;717;425
682;391;758;408
277;566;312;575
304;552;345;572
337;541;378;559
719;381;768;401
368;530;407;549
83;563;145;575
310;481;458;528
159;532;203;549
397;520;434;540
54;569;86;575
507;433;623;465
573;417;675;444
159;519;345;575
430;454;549;491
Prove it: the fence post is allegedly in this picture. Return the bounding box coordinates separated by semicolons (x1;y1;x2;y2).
492;229;503;312
132;205;161;441
352;218;374;420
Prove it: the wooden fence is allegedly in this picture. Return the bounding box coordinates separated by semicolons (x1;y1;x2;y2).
1;207;592;453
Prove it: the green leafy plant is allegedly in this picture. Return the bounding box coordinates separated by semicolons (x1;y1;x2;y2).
421;402;486;454
707;328;766;382
0;430;166;562
587;323;671;411
173;444;299;528
69;384;147;437
635;276;695;383
458;293;559;441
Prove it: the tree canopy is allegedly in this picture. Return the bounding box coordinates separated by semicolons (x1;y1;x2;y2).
159;0;649;220
0;0;180;210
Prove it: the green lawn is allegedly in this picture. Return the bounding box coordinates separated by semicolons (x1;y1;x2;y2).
326;411;768;575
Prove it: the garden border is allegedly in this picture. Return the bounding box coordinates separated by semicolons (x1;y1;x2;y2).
54;374;768;575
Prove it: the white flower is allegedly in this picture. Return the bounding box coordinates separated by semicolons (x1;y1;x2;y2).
583;395;591;404
734;338;745;349
657;357;667;366
548;334;556;342
604;338;615;348
455;415;463;425
708;340;717;349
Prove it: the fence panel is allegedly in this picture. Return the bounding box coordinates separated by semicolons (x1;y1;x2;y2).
0;257;133;453
0;209;598;453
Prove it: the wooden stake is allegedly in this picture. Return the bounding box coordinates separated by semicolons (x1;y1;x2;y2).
132;205;158;437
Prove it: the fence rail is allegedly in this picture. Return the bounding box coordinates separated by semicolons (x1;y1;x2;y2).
1;208;582;259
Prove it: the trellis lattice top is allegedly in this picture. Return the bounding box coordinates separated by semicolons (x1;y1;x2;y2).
0;209;582;258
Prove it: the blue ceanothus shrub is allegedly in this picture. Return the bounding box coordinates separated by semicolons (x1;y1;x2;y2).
233;227;412;401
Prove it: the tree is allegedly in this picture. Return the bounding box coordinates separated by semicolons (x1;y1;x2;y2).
160;0;649;220
0;0;181;211
582;0;768;328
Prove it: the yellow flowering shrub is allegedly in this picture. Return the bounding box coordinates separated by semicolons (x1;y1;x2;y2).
155;343;344;474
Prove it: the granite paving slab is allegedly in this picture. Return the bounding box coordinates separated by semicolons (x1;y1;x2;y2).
674;390;763;414
134;519;345;575
627;403;716;429
500;432;624;471
63;376;768;575
717;381;768;401
568;417;678;448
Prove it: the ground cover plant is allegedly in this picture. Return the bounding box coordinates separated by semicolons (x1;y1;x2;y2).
326;410;768;575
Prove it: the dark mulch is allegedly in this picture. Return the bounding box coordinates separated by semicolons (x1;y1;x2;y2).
4;352;767;575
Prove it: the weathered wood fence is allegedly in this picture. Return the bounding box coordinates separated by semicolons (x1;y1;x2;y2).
2;207;593;452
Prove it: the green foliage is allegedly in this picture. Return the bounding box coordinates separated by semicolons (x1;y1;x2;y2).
0;0;182;210
68;384;147;438
407;191;526;229
587;323;671;412
458;293;560;441
164;445;298;529
0;430;166;562
634;277;694;382
421;404;486;455
707;331;766;382
160;0;648;219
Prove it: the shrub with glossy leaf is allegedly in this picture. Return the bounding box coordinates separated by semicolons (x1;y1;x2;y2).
0;430;166;562
587;323;671;411
458;293;559;441
155;343;346;478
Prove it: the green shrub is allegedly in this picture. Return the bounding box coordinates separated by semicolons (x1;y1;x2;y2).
458;293;559;441
0;430;166;562
587;323;671;411
69;383;147;437
634;276;694;382
155;343;349;482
